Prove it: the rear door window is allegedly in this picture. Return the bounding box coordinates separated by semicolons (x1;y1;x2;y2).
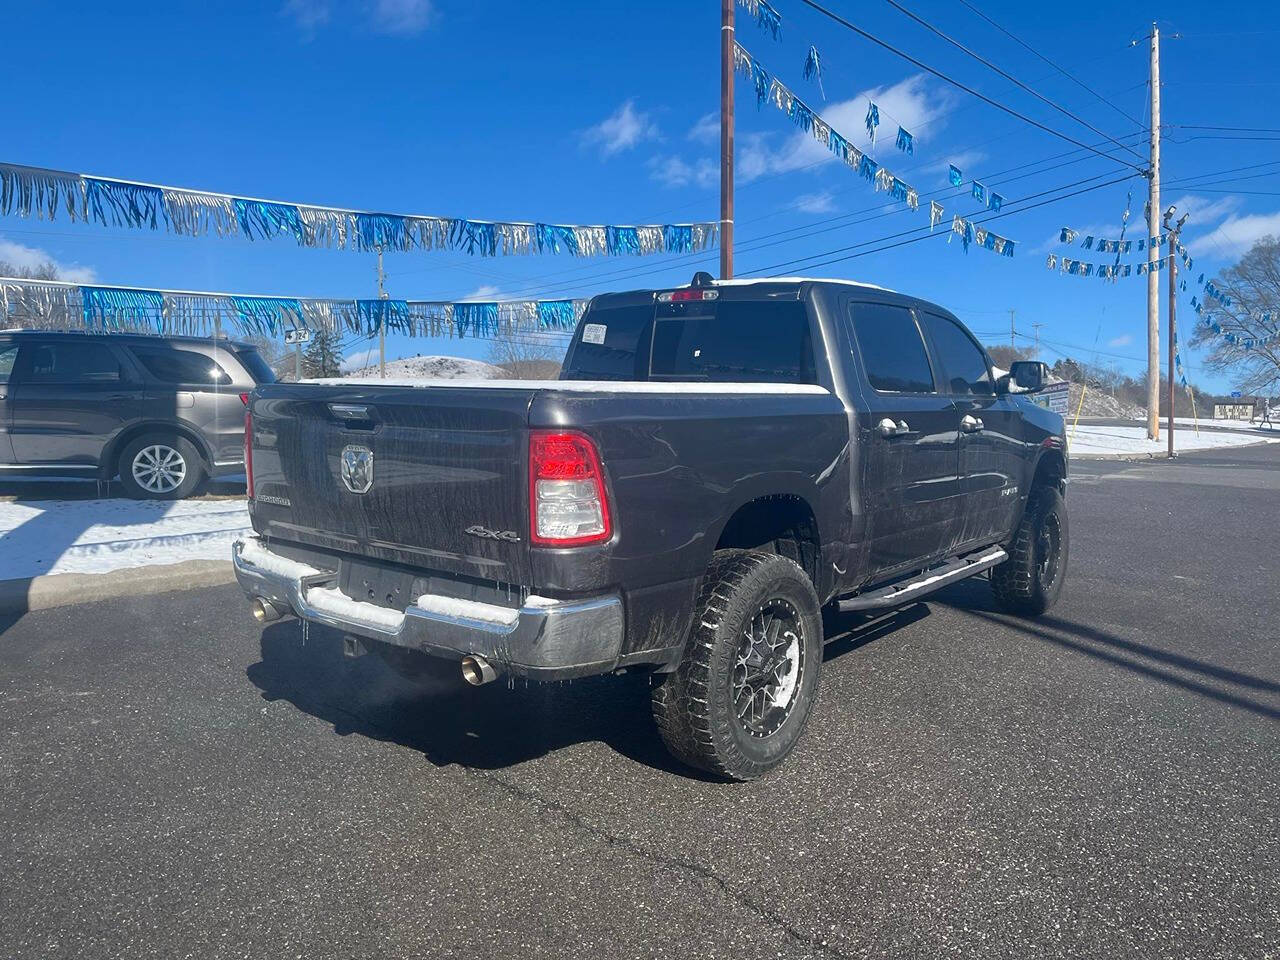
132;348;232;386
233;348;277;384
919;313;994;396
19;341;124;383
848;303;935;393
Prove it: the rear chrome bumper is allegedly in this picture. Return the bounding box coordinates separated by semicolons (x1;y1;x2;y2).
232;537;625;679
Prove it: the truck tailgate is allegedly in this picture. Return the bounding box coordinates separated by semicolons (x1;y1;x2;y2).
249;384;535;584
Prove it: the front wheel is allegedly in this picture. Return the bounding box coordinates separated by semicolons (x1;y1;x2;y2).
991;486;1068;616
651;550;823;781
117;435;206;500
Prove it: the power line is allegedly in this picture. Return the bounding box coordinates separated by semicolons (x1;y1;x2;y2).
954;0;1145;127
1168;124;1280;133
876;0;1147;161
789;0;1149;172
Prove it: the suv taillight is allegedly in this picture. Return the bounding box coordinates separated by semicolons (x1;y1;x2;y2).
529;430;612;546
244;409;254;500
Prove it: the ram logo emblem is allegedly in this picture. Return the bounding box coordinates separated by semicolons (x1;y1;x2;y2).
340;445;374;494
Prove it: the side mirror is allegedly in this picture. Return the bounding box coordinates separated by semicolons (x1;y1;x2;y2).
1000;360;1048;395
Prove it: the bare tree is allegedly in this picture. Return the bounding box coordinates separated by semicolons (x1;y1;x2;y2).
485;334;566;380
1190;235;1280;394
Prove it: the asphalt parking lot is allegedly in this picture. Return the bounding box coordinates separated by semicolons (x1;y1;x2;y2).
2;445;1277;959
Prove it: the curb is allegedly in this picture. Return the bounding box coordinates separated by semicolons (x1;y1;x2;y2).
0;559;237;616
1069;436;1280;461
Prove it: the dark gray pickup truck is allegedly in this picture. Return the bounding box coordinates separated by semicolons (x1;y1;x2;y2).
234;275;1068;779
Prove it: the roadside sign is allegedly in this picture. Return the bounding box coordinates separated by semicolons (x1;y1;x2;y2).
1214;402;1254;420
1032;380;1071;415
284;327;312;345
1231;390;1242;399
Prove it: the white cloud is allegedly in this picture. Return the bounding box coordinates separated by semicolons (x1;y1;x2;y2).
582;100;660;158
0;236;96;283
688;112;719;145
795;191;835;214
1170;193;1241;228
1108;334;1133;348
282;0;331;32
649;156;717;190
460;284;500;301
1198;211;1280;259
736;74;953;182
369;0;433;35
939;149;987;181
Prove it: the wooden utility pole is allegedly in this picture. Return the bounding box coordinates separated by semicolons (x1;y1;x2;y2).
720;0;735;280
1146;24;1161;440
1165;210;1188;458
376;245;387;378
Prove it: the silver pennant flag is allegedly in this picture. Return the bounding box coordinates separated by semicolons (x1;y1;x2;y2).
298;207;350;249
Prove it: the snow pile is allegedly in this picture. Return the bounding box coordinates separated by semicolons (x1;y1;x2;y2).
417;593;520;626
306;585;406;630
342;355;503;381
1067;382;1146;420
0;498;251;580
1068;425;1280;457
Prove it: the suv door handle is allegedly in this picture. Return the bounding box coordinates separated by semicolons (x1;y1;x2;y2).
961;414;985;433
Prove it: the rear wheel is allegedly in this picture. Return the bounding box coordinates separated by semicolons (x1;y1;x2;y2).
991;486;1068;616
117;435;206;500
651;550;823;781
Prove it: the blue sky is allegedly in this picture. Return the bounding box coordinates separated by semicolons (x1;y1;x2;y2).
2;0;1277;390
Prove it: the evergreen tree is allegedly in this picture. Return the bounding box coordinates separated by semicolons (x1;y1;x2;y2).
301;328;343;378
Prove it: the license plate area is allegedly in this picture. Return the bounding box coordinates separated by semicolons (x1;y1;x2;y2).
339;559;418;612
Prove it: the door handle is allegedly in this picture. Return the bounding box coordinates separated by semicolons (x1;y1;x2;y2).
876;418;911;438
961;414;985;433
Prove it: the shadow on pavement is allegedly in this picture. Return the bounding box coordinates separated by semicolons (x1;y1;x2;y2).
245;603;932;776
936;577;1280;721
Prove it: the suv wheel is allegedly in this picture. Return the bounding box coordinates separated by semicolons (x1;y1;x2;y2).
991;486;1068;616
117;435;206;500
651;550;823;781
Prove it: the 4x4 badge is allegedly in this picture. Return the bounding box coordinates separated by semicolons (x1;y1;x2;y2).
340;445;374;494
465;525;520;543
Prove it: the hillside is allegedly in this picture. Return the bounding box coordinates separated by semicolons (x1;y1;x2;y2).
1067;381;1146;420
342;355;503;381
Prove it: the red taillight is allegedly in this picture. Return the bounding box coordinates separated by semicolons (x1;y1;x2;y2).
529;430;612;546
244;409;254;500
239;392;250;406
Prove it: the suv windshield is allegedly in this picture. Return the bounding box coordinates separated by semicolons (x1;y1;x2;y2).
563;299;816;384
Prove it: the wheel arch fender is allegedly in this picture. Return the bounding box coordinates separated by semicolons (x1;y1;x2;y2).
101;419;214;479
705;477;827;596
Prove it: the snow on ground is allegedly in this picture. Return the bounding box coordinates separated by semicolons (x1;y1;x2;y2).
0;497;250;580
341;355;503;381
1068;424;1280;457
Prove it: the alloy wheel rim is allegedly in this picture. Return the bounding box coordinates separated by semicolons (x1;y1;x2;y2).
1037;514;1061;589
133;444;187;493
732;598;805;739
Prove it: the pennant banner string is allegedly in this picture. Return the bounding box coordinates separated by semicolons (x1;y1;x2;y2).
0;161;717;259
0;276;590;341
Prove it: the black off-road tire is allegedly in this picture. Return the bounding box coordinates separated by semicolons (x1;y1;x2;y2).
651;550;823;781
116;434;207;500
991;486;1068;616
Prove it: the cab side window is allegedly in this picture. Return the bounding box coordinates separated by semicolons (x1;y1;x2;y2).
848;302;935;393
919;313;994;396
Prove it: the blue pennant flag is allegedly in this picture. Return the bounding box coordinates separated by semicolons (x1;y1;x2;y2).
865;102;879;143
858;155;878;183
895;126;914;155
84;179;163;230
803;46;824;98
948;164;962;187
606;225;640;256
537;300;578;330
234;199;304;243
972;181;986;204
357;299;411;334
453;301;499;337
989;192;1003;213
81;286;164;331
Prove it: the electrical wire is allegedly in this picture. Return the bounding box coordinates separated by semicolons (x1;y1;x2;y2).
875;0;1147;161
789;0;1149;172
954;0;1145;128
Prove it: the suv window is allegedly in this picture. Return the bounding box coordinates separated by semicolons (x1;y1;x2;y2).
919;313;994;396
848;303;935;393
20;341;123;383
132;347;231;386
0;344;17;383
233;348;277;384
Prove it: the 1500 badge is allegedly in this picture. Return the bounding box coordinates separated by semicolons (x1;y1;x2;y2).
465;525;521;543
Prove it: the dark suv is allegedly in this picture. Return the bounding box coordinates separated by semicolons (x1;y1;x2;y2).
0;331;275;498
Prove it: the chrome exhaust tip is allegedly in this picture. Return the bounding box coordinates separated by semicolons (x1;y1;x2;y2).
460;655;497;686
250;597;284;623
